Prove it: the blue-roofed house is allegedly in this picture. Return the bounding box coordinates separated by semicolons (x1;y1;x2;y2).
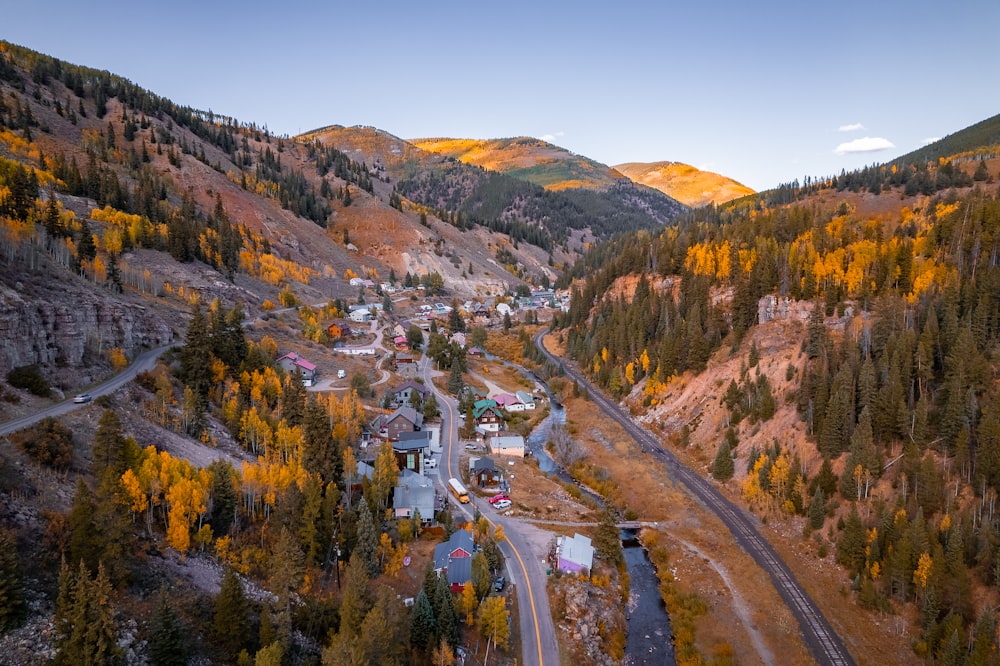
433;529;474;591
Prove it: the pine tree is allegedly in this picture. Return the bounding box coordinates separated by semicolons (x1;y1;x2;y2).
593;509;623;569
835;505;866;576
66;479;99;576
208;460;238;536
149;592;186;666
433;571;459;648
55;561;121;665
808;487;826;530
280;372;306;427
302;395;341;486
409;588;437;651
76;218;97;268
0;529;26;633
180;301;212;399
355;497;380;578
712;440;734;481
447;361;464;396
91;409;132;480
338;552;372;638
214;567;250;660
269;527;305;651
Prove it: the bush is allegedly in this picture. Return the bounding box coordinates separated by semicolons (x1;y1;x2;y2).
11;417;74;469
6;365;50;397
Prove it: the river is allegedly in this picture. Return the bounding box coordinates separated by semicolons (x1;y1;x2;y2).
623;530;676;665
524;387;675;665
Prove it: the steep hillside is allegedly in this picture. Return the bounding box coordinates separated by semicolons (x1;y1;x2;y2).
890;112;1000;167
614;161;755;207
411;136;624;191
303;126;688;256
553;141;1000;662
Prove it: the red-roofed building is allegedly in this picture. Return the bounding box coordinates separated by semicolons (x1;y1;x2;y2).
276;352;318;386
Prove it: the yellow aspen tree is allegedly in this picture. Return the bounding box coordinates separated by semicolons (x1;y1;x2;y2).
459;582;478;626
913;552;933;590
493;524;506;543
120;469;148;522
107;347;128;371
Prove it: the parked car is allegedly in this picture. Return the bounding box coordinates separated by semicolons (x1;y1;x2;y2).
493;576;506;592
424;457;438;469
337;369;346;379
72;393;92;404
488;494;510;504
493;499;511;510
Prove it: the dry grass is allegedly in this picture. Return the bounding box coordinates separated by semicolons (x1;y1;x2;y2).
541;318;921;665
553;390;812;663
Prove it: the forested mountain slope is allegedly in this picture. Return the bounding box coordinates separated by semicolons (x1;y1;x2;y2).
304;125;689;256
553;144;1000;660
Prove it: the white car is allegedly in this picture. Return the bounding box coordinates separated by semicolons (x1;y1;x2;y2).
493;499;511;510
424;457;438;469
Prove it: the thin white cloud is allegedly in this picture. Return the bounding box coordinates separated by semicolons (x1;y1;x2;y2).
834;136;895;155
838;122;865;132
538;132;565;143
922;137;940;145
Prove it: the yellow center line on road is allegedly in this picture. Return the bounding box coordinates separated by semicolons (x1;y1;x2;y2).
443;392;544;666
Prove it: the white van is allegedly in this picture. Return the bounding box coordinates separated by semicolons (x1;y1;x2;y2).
337;369;346;379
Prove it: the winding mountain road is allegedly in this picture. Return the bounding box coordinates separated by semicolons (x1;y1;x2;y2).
418;349;560;666
534;330;856;666
0;344;173;437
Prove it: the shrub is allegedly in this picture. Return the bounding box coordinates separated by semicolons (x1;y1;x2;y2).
11;417;74;469
6;365;50;397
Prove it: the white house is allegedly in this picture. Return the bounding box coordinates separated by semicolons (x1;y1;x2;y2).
515;390;536;410
489;434;525;458
349;308;373;323
557;533;595;574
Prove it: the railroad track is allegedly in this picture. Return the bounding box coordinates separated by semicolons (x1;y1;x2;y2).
534;331;855;666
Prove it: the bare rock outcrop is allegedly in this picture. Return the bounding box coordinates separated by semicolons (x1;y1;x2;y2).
0;281;173;381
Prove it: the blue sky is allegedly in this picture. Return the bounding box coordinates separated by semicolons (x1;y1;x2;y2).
5;0;1000;191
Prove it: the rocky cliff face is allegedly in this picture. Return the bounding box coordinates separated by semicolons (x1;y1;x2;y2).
0;280;174;387
551;573;628;665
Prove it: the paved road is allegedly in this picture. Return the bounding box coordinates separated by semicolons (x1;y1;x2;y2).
0;344;173;437
419;350;559;666
534;330;856;666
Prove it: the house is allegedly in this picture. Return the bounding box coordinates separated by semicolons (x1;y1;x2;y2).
515;390;536;411
276;352;317;386
469;456;502;487
433;529;474;591
373;406;424;442
393;430;431;474
449;331;466;348
393;469;435;524
393;353;418;378
495;302;513;317
392;323;407;338
557;533;595;574
349;308;373;323
473;399;504;433
334;345;375;356
468;346;484;357
489;434;525;458
493;393;523;412
326;321;352;340
392;381;430;408
470;302;490;321
393;335;409;350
